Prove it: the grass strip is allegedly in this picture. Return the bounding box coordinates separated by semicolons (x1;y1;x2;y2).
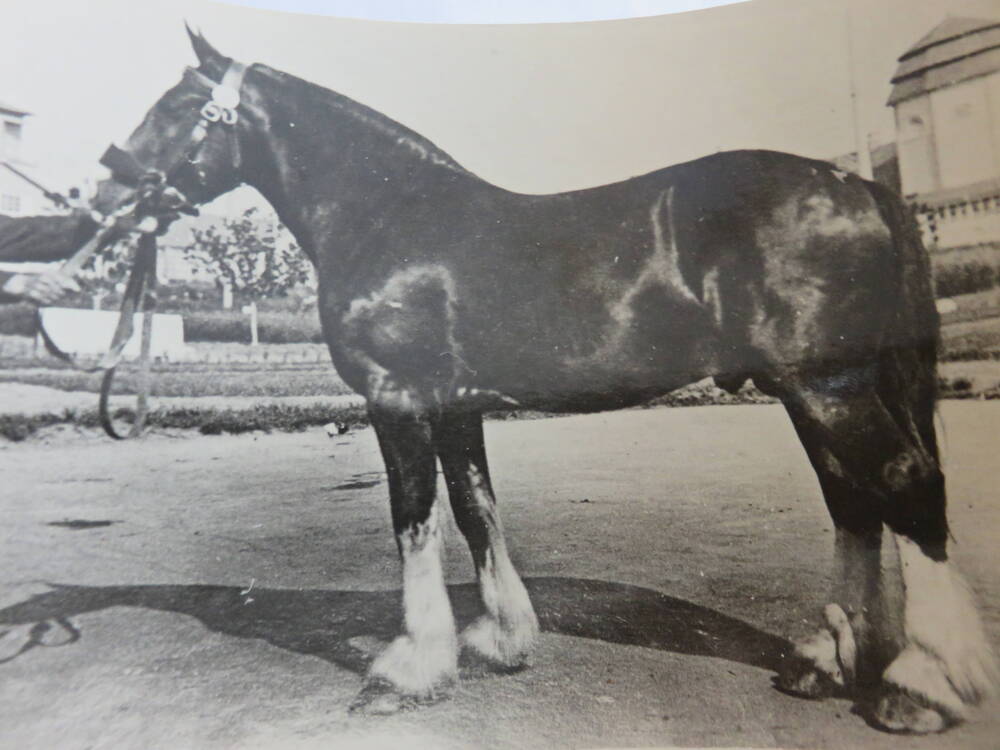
1;402;368;442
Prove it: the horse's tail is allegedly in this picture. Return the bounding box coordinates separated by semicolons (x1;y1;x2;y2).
866;180;941;462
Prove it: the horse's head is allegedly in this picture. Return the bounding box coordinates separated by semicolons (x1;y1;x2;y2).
95;26;251;215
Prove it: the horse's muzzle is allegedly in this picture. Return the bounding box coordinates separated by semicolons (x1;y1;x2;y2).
100;144;147;188
97;144;199;220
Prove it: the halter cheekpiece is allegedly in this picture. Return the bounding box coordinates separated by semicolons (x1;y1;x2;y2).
99;59;248;199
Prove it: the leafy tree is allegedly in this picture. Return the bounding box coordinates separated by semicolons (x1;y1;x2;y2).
78;233;136;291
186;207;312;302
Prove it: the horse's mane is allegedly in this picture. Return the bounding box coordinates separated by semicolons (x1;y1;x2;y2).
254;64;468;175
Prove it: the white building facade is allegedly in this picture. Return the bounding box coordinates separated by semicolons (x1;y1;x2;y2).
0;100;48;217
889;18;1000;249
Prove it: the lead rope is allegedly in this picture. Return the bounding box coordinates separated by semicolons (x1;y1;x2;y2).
97;231;158;439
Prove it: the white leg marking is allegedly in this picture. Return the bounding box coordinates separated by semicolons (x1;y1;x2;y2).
825;602;857;685
885;534;998;717
792;619;844;687
369;503;458;696
460;467;539;667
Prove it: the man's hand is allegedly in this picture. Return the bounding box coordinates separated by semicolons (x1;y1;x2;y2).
2;271;80;305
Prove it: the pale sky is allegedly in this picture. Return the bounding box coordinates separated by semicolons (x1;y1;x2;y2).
3;0;1000;198
214;0;746;24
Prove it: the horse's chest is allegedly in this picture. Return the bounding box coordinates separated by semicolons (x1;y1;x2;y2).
339;264;461;383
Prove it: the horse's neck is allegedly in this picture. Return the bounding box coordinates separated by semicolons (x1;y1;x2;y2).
242;67;470;265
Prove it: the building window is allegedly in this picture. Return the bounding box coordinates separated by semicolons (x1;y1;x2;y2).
2;120;22;158
1;194;20;213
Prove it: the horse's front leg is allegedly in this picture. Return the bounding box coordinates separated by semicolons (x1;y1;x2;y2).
434;409;539;670
352;387;458;713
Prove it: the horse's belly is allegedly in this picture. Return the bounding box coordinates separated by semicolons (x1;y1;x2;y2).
464;309;720;413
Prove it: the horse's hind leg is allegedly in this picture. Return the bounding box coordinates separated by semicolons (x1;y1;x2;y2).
433;409;539;669
352;393;458;713
775;387;890;698
773;370;997;732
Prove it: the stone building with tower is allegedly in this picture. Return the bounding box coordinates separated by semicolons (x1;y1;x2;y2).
889;17;1000;249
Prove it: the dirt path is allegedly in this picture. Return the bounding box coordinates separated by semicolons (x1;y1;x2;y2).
1;403;997;749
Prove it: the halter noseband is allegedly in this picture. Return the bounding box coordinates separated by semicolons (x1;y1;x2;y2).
99;59;248;215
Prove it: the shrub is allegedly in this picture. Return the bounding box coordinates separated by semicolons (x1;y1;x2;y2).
0;303;39;337
183;310;323;343
257;311;324;344
155;282;223;312
938;376;974;395
183;311;251;343
933;261;998;298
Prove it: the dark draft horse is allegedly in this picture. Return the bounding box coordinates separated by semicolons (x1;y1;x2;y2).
96;29;996;732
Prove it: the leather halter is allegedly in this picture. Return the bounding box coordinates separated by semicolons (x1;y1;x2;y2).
99;59;248;211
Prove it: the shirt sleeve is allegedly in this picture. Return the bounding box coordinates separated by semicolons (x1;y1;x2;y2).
0;269;21;304
0;213;100;264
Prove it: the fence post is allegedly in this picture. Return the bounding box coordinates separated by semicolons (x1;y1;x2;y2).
241;301;259;346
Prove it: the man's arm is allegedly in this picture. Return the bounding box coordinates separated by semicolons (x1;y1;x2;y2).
0;270;17;304
0;212;99;304
0;213;100;264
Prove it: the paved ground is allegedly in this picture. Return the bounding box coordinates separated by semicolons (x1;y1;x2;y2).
1;402;998;749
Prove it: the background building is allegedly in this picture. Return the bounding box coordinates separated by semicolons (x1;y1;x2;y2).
889;16;1000;249
0;100;47;216
831;141;901;194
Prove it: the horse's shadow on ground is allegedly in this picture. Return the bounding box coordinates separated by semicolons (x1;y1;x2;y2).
0;577;789;675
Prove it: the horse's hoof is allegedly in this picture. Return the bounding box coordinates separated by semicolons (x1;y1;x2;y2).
870;687;949;734
459;613;537;673
776;618;850;700
775;654;838;699
459;646;529;677
348;679;448;716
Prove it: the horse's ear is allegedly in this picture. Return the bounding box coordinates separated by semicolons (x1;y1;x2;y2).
184;22;228;77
